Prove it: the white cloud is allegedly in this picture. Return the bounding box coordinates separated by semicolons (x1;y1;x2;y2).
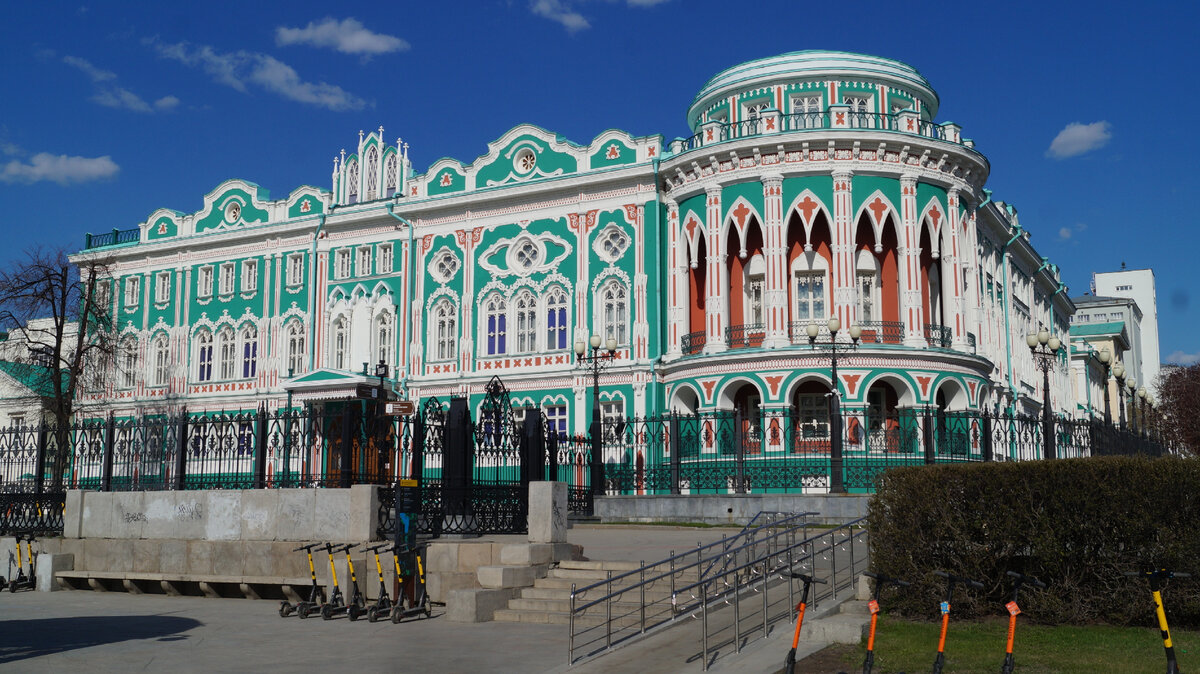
275;17;409;57
531;0;590;32
1167;350;1200;366
154;95;180;111
1;153;119;185
1046;121;1112;159
149;39;365;111
92;87;152;112
61;55;115;82
1058;227;1072;241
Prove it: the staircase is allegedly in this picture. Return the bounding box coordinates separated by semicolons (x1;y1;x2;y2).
494;559;693;626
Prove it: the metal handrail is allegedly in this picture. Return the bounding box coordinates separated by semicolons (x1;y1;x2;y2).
696;511;814;586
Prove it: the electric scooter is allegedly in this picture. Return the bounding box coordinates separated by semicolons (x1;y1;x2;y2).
782;571;826;674
299;543;340;619
322;543;366;620
930;570;983;674
1000;570;1046;674
280;543;324;618
1127;568;1191;674
364;542;394;623
860;570;909;674
391;541;432;622
8;533;36;593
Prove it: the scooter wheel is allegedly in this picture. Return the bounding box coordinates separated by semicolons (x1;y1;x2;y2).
391;607;402;624
8;581;15;593
279;602;292;618
321;605;333;620
348;605;361;621
367;607;378;623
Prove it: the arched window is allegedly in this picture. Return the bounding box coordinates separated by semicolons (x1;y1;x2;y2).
218;327;236;380
285;320;305;375
375;312;393;367
385;153;398;197
545;287;568;350
600;280;628;345
345;159;359;204
364;145;379;201
432;299;457;361
195;330;214;382
152;336;170;387
856;248;881;324
332;317;348;370
744;254;765;326
484;294;506;356
240;325;258;378
514;290;537;353
121;336;138;388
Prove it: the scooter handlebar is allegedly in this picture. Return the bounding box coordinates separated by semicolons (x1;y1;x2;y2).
934;570;984;590
1006;570;1047;589
292;543;322;553
864;571;910;587
365;542;391;553
1126;569;1191;579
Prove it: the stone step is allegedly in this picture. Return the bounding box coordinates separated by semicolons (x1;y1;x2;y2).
840;599;870;615
493;607;673;628
798;612;869;644
518;585;675;602
559;559;644;572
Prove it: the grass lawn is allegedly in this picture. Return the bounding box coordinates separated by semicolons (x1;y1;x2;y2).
813;615;1198;673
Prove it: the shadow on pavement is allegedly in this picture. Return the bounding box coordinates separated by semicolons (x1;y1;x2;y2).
0;614;202;664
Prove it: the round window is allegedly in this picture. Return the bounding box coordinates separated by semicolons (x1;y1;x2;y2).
225;201;242;223
514;148;537;174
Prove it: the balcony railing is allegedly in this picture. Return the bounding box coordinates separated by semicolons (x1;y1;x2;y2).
725;323;765;349
84;227;141;250
683;321;963;355
924;323;952;348
681;330;706;355
671;111;961;156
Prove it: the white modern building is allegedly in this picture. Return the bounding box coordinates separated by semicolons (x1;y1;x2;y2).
1092;267;1160;389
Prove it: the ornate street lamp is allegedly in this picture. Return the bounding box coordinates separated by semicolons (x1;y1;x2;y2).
807;317;861;492
1027;327;1062;460
1137;386;1148;438
1126;377;1138;433
576;334;617;499
1113;362;1127;431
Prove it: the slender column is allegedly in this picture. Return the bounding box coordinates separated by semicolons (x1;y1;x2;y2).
665;199;685;360
761;174;788;347
830;170;856;333
898;174;926;346
946;189;969;349
703;186;728;352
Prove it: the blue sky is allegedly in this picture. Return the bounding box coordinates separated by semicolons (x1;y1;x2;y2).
1;1;1195;367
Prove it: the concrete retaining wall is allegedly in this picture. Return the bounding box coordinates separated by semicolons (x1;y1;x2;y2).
68;486;380;542
594;493;870;525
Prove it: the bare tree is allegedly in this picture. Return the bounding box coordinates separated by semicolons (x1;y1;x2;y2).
0;247;117;489
1156;363;1200;456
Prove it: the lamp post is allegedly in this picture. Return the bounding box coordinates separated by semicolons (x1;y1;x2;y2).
1126;378;1138;433
1026;327;1062;460
576;334;617;499
1097;347;1113;425
1137;386;1148;438
1113;363;1127;431
807;317;861;493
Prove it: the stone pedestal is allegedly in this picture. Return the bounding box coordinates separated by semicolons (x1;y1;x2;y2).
528;481;568;544
36;553;74;592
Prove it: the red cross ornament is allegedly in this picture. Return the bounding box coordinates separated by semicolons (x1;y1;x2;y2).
300;199;311;213
606;144;621;160
797;196;819;223
731;202;752;227
440;172;453;187
867;197;889;225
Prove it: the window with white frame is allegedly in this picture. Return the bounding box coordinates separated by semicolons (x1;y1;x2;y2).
287;254;304;286
600;281;628;345
151;336;170;387
545;404;568;440
242;260;257;293
744;255;765;326
744;99;770;120
433;251;459;282
484;294;507;356
219;263;235;295
856;249;881;324
379;244;393;274
95;281;111;312
514;290;537;353
433;300;457;361
196;330;214;382
346;159;359;204
545;287;568;350
842;95;872;128
240;325;257;378
601;399;624;442
357;246;372;277
794;271;826;323
332;317;348;370
385;153;398;197
155;271;171;303
375;312;393;367
795;393;830;438
364;145;379;201
336;250;351;279
792;95;822;128
198;266;213;298
285;321;305;375
217;327;236;380
121;337;138;388
124;276;140;307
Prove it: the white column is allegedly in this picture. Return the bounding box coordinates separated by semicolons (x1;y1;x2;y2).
831;170;856;332
761;173;789;347
899;174;926;346
703;186;728;353
665;199;685;361
946;189;969;350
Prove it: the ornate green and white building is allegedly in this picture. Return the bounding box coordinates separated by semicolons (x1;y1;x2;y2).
73;51;1075;437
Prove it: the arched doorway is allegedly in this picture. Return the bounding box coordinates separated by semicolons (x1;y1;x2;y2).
790;380;832;453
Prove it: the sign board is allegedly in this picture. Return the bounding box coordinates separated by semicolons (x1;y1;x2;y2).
355;383;382;400
385;400;416;416
397;479;421;514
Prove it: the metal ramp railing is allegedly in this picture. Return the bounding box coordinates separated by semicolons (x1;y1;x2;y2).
567;513;868;669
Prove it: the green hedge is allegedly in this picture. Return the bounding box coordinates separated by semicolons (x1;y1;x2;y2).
868;456;1200;627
